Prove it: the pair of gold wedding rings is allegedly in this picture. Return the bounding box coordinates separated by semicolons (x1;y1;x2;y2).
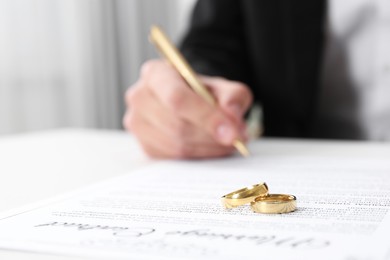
221;183;297;214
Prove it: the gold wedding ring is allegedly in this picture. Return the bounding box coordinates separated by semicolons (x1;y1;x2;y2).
251;194;297;214
221;183;269;209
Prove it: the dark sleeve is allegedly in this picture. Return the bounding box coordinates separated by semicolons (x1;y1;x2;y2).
179;0;254;87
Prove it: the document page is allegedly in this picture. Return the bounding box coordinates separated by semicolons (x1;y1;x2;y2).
0;155;389;260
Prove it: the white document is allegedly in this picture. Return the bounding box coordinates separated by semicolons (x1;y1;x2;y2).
0;155;390;260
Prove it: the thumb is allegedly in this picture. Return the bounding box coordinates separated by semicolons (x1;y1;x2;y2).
201;76;253;121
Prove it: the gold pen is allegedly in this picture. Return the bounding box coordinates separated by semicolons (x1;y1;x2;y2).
149;25;250;157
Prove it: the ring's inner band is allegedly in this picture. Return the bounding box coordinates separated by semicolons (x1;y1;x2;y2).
253;194;296;203
222;183;268;200
251;194;297;214
221;183;269;208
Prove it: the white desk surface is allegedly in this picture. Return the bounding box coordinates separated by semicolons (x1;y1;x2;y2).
0;129;389;260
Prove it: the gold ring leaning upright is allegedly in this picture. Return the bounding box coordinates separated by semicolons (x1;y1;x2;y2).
251;194;297;214
221;183;269;209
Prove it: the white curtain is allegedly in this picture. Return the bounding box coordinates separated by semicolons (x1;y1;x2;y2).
0;0;196;135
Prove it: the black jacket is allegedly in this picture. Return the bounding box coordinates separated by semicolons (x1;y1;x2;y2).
180;0;327;138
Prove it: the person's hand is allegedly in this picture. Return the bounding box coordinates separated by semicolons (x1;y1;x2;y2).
123;59;253;159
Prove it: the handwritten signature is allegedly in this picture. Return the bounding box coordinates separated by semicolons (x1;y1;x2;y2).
166;229;330;249
35;222;155;237
35;222;330;249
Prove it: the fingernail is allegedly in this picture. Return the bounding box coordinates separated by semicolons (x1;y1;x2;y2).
216;123;235;144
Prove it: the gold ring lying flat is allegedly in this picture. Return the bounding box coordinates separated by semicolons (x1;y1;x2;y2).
251;194;297;214
221;183;269;209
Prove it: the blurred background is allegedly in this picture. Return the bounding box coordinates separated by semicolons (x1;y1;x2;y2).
0;0;196;135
